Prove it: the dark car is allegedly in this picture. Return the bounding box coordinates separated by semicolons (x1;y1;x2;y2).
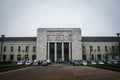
57;58;64;63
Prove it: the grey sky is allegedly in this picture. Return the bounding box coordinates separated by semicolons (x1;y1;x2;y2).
0;0;120;37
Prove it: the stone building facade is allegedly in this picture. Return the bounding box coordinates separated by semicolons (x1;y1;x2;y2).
0;28;119;62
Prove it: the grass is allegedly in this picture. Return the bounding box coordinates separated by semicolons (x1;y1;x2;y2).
0;63;28;72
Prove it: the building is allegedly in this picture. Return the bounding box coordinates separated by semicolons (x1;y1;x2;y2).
0;28;119;62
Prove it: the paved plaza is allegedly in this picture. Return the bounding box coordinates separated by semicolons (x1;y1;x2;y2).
0;66;120;80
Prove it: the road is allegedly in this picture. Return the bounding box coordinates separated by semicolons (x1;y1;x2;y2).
0;66;120;80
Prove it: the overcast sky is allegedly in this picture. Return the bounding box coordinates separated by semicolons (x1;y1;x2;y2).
0;0;120;37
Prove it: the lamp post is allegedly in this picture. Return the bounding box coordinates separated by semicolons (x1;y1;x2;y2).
116;33;120;59
0;35;5;62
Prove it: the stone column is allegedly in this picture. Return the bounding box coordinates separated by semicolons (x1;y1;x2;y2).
48;42;50;60
69;42;71;61
55;42;57;62
62;42;64;61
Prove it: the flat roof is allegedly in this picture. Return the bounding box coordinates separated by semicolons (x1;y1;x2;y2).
0;36;118;42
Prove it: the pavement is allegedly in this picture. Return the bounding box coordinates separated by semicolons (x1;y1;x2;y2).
0;65;120;80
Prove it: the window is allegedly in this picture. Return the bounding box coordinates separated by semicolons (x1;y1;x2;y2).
82;55;86;60
4;46;6;52
3;55;6;61
83;46;85;51
18;46;21;52
105;46;107;52
97;54;101;60
26;46;29;52
25;55;28;59
112;46;115;52
11;46;13;52
17;55;21;61
98;46;100;52
10;55;14;60
32;55;36;60
90;46;93;51
33;46;36;52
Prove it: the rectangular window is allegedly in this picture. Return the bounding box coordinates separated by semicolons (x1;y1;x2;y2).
98;46;100;52
32;55;36;60
90;46;93;51
3;55;6;61
112;46;115;52
26;46;29;52
4;46;6;52
10;55;14;60
18;46;21;52
33;46;36;52
83;46;85;51
105;46;107;52
17;55;21;61
11;46;13;52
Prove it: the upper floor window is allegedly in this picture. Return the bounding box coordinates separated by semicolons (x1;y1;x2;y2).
112;46;115;52
105;46;107;52
98;46;100;52
18;46;21;52
33;46;36;52
11;46;13;52
26;46;29;52
90;46;93;51
3;46;6;52
83;46;85;51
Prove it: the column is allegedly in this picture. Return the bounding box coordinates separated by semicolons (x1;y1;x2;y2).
62;42;64;61
69;42;71;61
47;42;50;60
55;42;57;62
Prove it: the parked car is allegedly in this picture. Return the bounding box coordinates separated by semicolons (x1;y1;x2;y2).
105;61;113;64
90;61;97;64
97;61;104;64
73;61;80;66
17;60;25;65
41;61;48;66
32;60;40;66
57;58;64;63
70;60;76;64
25;60;33;65
81;60;88;65
111;60;118;64
46;59;51;64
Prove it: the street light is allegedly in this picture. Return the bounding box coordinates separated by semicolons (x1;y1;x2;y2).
0;35;5;62
116;33;120;59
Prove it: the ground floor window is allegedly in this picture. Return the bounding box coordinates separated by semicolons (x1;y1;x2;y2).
82;55;86;60
32;55;36;60
3;55;6;61
25;55;28;60
17;55;21;61
92;54;94;60
10;55;14;60
97;54;101;60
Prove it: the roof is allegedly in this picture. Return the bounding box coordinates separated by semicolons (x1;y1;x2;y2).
82;37;118;42
0;37;36;41
0;36;118;42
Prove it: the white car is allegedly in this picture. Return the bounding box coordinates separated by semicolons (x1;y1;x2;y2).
82;60;87;65
25;60;33;65
91;61;97;64
97;61;104;64
46;60;51;64
17;61;25;65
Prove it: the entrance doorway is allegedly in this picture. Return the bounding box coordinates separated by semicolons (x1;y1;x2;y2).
64;42;69;61
57;43;62;59
49;43;55;62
